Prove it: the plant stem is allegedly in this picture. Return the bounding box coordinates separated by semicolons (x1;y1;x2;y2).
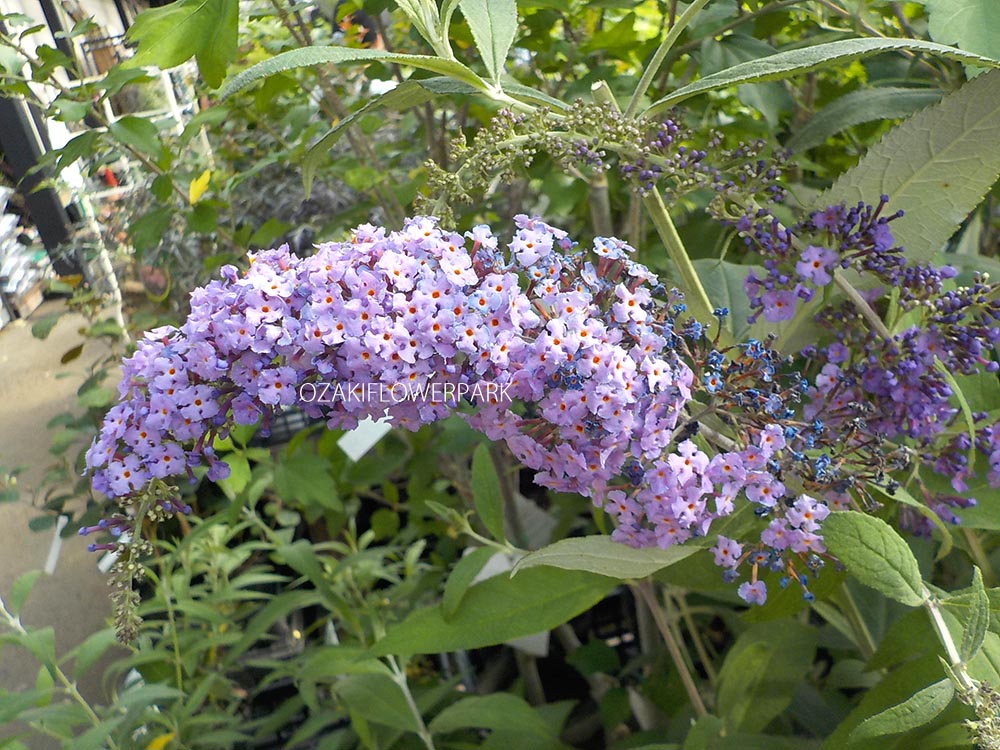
670;588;718;689
0;597;119;749
388;655;438;750
832;270;892;340
832;583;877;661
643;190;722;336
922;586;977;694
632;580;708;717
625;0;712;119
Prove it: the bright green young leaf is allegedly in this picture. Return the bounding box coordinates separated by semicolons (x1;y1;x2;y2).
429;693;555;737
371;567;615;656
459;0;518;83
108;116;162;157
512;535;697;579
822;511;926;607
442;547;498;620
471;443;506;540
962;567;991;662
716;621;817;733
919;0;1000;66
822;69;1000;261
336;674;419;732
220;47;486;100
848;679;954;742
644;38;1000;116
125;0;239;88
786;87;944;153
302;80;436;196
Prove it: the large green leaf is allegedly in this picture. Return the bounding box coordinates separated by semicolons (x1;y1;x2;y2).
822;69;1000;261
336;674;418;732
459;0;518;84
644;38;1000;116
124;0;238;88
919;0;1000;66
786;87;943;153
822;511;926;607
429;693;555;737
716;621;817;733
848;679;954;742
370;567;615;656
512;535;697;579
220;46;486;100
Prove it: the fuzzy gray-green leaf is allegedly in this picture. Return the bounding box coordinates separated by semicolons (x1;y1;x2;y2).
459;0;517;84
822;69;1000;261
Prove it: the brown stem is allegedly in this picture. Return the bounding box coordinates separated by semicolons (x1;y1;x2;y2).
632;580;708;717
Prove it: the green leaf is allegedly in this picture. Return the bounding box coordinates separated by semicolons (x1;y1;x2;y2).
60;343;84;365
920;0;1000;68
512;535;698;579
295;646;391;680
692;258;764;342
214;451;250;498
962;567;991;662
302;80;435;196
30;315;60;340
273;444;341;512
822;69;1000;261
124;0;239;88
848;679;954;742
8;570;42;616
471;443;506;540
108;116;162;158
821;511;926;607
130;207;173;254
69;628;119;680
53;130;99;173
867;482;953;561
459;0;517;83
786;87;944;153
336;674;418;732
429;693;555;737
442;547;497;620
716;621;817;733
186;203;217;234
221;46;486;100
370;567;615;656
644;38;1000;116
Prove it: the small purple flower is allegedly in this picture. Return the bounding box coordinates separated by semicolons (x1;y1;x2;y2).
760;290;797;322
795;245;838;286
738;580;767;605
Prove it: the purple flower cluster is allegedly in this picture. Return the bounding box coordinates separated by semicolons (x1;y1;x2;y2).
84;216;850;606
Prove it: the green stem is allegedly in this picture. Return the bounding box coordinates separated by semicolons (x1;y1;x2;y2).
632;580;708;717
832;270;892;340
0;597;119;750
388;656;438;750
922;587;976;694
625;0;713;119
832;583;878;661
643;190;722;337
